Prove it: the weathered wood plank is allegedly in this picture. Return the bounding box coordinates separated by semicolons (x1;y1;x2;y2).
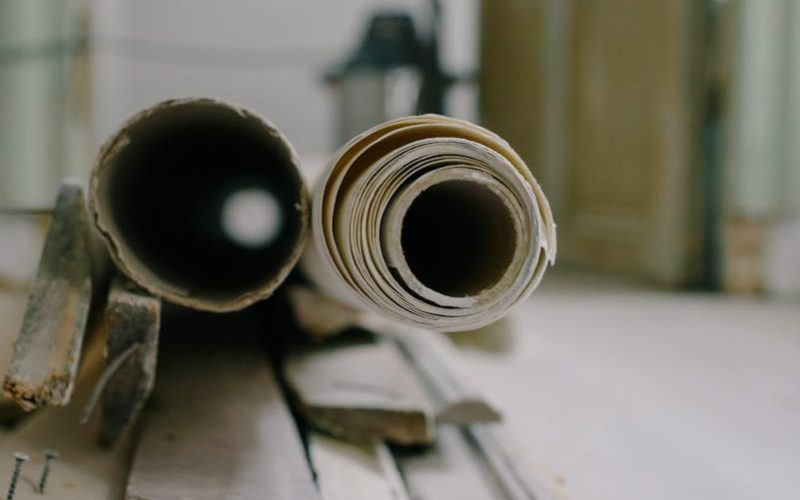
390;328;501;424
308;432;409;500
388;327;561;499
98;278;161;447
396;424;565;500
466;425;565;500
394;426;508;500
287;285;365;341
126;310;319;500
284;330;435;445
3;181;93;410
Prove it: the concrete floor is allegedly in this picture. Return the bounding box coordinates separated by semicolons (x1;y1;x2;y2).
452;273;800;500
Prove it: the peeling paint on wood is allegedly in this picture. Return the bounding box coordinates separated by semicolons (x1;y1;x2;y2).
2;180;93;410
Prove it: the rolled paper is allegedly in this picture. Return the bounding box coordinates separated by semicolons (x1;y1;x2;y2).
304;115;556;331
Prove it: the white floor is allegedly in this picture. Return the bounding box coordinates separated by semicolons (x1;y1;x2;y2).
453;274;800;500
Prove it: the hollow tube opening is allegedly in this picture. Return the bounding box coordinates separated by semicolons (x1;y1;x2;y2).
400;180;517;298
98;102;305;307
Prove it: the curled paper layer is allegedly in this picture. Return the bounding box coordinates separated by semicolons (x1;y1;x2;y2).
90;98;309;312
304;115;556;331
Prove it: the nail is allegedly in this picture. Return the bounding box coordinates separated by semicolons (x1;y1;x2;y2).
38;449;60;494
6;452;29;500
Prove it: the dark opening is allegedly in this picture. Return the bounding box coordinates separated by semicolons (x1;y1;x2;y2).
105;104;304;303
399;180;517;297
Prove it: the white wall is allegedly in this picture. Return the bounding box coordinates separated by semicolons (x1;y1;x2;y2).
0;0;90;208
729;0;800;296
91;0;478;161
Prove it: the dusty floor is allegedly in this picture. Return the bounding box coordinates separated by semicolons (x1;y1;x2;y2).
452;273;800;500
2;216;799;499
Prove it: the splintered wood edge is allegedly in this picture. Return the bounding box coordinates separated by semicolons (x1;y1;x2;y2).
2;373;74;411
2;180;93;410
286;284;364;341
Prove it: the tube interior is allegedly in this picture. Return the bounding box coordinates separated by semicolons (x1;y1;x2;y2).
101;103;304;305
400;180;517;298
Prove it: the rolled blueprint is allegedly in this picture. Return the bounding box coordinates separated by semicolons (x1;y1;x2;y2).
304;115;556;331
90;98;309;312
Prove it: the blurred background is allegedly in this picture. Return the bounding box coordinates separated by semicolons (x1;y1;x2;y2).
0;1;798;499
0;0;798;295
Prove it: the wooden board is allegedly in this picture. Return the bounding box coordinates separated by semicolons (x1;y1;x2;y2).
287;285;365;341
397;424;565;500
391;327;501;424
394;426;507;500
308;432;409;500
3;181;93;410
466;425;565;500
286;286;496;426
99;278;161;447
284;330;435;445
126;310;319;500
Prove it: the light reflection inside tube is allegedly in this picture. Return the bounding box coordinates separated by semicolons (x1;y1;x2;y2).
221;188;283;248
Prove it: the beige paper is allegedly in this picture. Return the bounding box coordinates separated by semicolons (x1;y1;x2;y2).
304;114;556;331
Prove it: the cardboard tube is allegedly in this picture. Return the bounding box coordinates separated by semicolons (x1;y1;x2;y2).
90;98;309;312
303;115;556;332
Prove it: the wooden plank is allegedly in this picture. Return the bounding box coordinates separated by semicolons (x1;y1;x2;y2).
286;284;368;341
466;425;564;500
397;425;566;500
394;426;508;500
126;310;319;500
0;321;136;500
3;181;93;410
284;330;435;445
98;278;161;447
391;328;501;424
286;286;496;425
390;327;561;499
308;432;409;500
